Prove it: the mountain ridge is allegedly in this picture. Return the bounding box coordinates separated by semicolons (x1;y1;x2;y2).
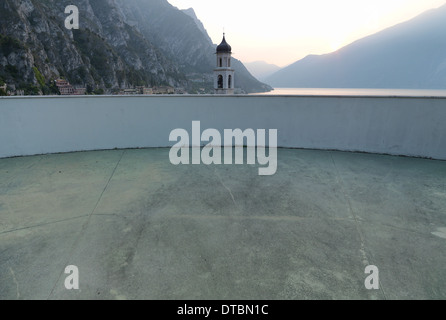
244;61;281;82
266;4;446;89
0;0;271;94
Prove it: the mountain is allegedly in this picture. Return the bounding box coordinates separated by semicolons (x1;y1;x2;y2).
182;8;212;44
244;61;281;82
0;0;182;94
117;0;271;93
266;4;446;89
0;0;271;94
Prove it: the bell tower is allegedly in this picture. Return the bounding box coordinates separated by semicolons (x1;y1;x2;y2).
214;33;235;94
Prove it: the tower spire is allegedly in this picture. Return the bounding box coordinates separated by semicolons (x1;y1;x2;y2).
214;33;234;94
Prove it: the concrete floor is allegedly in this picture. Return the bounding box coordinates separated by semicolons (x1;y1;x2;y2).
0;148;445;300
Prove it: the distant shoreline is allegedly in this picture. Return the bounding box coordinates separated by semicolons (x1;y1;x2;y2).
252;88;446;97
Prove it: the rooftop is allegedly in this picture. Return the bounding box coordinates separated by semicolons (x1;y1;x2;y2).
1;148;445;299
216;34;232;54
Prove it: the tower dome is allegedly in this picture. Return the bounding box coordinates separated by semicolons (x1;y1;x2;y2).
216;34;232;53
214;33;234;94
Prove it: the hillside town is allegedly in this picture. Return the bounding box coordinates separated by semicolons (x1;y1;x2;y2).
1;34;237;97
53;79;187;95
0;79;186;96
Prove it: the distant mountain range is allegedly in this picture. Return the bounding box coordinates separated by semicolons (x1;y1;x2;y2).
0;0;271;94
266;4;446;89
244;61;281;82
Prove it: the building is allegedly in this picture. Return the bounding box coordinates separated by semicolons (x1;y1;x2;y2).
54;79;86;95
153;86;175;94
55;79;75;95
73;87;86;95
136;86;153;95
142;87;153;95
123;89;139;95
214;33;235;95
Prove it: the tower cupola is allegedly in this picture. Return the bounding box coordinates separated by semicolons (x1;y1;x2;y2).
214;33;235;94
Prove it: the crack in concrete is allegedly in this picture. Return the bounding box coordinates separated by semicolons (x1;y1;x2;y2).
330;152;388;300
432;227;446;239
46;150;126;299
9;266;20;299
164;213;355;223
0;213;134;236
214;168;237;206
0;215;90;236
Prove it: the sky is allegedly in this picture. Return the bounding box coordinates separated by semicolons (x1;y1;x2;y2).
167;0;446;67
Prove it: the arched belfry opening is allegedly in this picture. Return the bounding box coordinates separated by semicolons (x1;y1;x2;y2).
214;33;235;94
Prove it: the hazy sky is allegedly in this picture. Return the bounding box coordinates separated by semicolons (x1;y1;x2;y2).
167;0;446;67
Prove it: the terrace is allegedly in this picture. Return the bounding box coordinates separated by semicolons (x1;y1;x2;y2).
0;94;445;299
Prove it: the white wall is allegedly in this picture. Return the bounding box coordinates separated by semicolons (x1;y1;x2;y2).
1;95;445;160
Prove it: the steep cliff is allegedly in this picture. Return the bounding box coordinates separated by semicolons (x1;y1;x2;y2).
0;0;185;94
0;0;270;94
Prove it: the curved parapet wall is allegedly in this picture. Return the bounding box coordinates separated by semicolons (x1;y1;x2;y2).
0;95;445;160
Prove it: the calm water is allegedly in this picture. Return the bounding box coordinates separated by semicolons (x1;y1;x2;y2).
252;88;446;97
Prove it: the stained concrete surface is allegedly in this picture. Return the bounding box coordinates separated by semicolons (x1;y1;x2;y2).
0;148;445;300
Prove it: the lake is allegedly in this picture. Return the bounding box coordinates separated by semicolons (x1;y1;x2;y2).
251;88;446;97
